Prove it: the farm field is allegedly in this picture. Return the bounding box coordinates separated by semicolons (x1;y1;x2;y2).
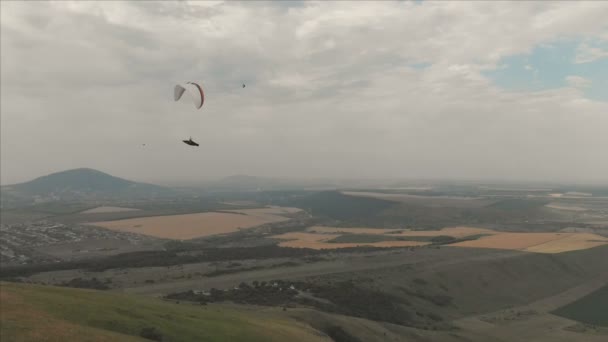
273;226;608;253
452;232;608;253
271;227;496;249
524;233;608;253
88;208;295;239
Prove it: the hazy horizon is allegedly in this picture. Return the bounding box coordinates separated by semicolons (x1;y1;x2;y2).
4;166;608;189
2;1;608;186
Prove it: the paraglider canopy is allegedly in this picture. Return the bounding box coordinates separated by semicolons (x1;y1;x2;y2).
174;82;205;109
182;137;199;146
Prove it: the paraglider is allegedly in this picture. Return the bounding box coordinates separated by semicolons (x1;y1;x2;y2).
182;137;199;147
174;82;205;146
174;82;205;109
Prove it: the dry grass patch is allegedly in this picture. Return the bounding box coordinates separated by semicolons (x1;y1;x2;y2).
452;232;608;253
451;233;568;250
275;225;607;253
88;210;292;240
272;232;340;243
524;233;608;253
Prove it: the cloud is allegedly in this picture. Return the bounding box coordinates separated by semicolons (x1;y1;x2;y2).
575;40;608;63
566;75;592;88
1;1;608;185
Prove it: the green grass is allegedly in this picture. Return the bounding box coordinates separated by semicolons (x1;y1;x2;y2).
291;191;395;221
486;199;549;211
552;285;608;327
0;282;326;342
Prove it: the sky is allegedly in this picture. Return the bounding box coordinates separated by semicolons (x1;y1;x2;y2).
1;1;607;186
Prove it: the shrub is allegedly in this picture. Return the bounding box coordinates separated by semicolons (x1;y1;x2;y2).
139;327;163;341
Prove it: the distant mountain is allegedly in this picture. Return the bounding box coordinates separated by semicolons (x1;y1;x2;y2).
210;174;335;191
212;174;278;190
209;174;384;192
1;168;174;206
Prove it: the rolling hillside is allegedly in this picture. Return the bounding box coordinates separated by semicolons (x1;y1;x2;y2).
553;284;608;326
1;169;174;207
0;282;328;342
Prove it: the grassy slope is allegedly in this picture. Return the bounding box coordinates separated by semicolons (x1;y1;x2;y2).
291;191;394;221
553;284;608;327
0;282;328;342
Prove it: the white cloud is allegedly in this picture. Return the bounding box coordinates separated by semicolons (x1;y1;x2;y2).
1;1;608;184
575;41;608;63
566;75;592;88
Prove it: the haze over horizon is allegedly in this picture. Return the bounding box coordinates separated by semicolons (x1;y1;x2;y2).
2;1;608;186
3;167;608;189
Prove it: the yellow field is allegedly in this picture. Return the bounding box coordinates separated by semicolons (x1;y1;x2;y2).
88;209;293;240
275;226;608;253
273;232;340;243
273;226;496;250
272;232;429;249
452;232;608;253
523;233;608;253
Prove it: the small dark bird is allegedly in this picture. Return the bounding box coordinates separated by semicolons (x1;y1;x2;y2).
182;137;199;147
242;83;246;88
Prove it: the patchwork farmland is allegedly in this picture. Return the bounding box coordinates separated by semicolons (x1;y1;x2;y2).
88;207;300;240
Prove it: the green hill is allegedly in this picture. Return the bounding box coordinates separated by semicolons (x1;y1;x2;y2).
15;168;171;196
290;191;394;221
553;284;608;327
1;169;175;208
0;282;328;342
